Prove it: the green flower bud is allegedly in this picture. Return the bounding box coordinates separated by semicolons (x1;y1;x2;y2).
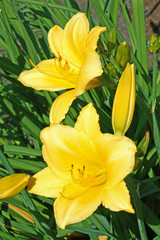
150;34;157;44
153;40;160;52
105;63;114;71
105;63;117;78
107;28;117;54
110;68;117;78
116;41;131;68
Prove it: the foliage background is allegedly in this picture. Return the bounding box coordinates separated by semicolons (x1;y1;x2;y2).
0;0;160;239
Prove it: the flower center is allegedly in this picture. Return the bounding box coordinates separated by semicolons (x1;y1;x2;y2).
29;58;78;83
70;164;107;188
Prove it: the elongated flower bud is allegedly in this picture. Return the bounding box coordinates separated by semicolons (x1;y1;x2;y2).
112;63;136;135
116;41;131;68
0;174;30;199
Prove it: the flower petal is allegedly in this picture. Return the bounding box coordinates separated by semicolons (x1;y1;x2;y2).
49;89;76;124
54;184;103;229
18;59;77;91
74;103;101;141
102;181;134;213
48;25;64;58
74;51;103;96
95;134;136;188
62;12;89;68
0;174;30;199
61;181;89;200
27;167;68;198
112;63;136;135
86;26;106;51
40;124;101;180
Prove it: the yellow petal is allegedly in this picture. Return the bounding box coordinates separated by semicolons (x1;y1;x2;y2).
112;63;136;135
0;174;30;199
40;124;101;180
18;59;77;91
74;103;101;141
61;181;89;200
27;167;68;198
74;51;103;96
95;134;136;188
86;26;106;50
102;181;134;213
62;12;89;68
49;89;76;124
48;25;64;58
54;184;103;229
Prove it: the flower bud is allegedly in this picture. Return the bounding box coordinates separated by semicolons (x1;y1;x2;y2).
116;41;131;68
107;28;117;54
112;63;135;135
0;174;30;199
105;63;117;78
152;40;160;52
150;34;157;44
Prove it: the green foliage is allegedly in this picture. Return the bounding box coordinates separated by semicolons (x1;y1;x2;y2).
0;0;160;239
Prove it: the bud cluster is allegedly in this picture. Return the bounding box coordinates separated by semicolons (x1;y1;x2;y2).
148;34;160;53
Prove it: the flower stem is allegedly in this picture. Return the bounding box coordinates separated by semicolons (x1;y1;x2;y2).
126;176;148;240
151;53;160;161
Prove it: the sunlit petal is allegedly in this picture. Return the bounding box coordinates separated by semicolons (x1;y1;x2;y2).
74;51;103;96
40;124;101;180
27;167;68;198
18;59;76;91
75;103;101;141
48;25;64;58
62;12;89;68
49;89;76;124
95;134;136;187
102;181;134;213
86;26;106;50
61;181;89;200
112;63;136;135
0;174;30;199
54;184;103;229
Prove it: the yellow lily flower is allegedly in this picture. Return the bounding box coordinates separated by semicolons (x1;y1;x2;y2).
0;174;30;199
112;63;136;136
28;103;136;229
18;13;106;124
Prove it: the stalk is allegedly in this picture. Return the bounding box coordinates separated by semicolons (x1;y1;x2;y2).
151;53;160;161
126;176;148;240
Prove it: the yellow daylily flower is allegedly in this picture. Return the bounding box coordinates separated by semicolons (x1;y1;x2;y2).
112;63;136;136
0;174;30;199
18;12;106;124
27;103;136;229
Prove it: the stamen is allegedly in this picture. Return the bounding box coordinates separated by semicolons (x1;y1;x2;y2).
29;58;72;79
69;164;107;188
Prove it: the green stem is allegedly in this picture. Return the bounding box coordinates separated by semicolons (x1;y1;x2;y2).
126;176;148;240
152;53;158;108
151;53;160;161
